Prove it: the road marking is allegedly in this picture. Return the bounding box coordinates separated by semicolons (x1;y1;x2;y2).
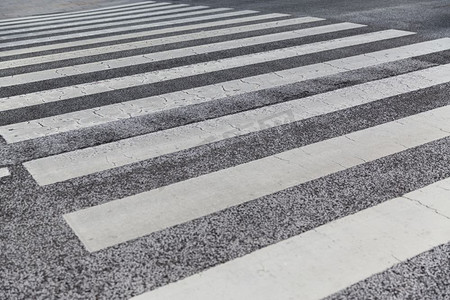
0;8;238;48
2;38;448;144
0;2;175;31
0;16;318;69
0;5;211;39
24;63;450;186
1;23;363;87
0;30;413;109
0;1;158;25
63;104;450;251
404;177;450;218
0;167;10;179
0;13;288;58
0;22;364;86
0;22;361;83
129;178;450;300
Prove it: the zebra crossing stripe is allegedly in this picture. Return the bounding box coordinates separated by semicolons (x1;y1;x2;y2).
63;103;450;252
403;177;450;218
0;29;414;109
1;38;448;144
130;178;450;300
0;22;368;86
0;1;158;25
23;63;450;186
2;1;450;297
0;16;318;69
0;2;175;31
0;5;212;39
0;13;290;58
0;8;247;48
0;167;10;179
4;23;361;84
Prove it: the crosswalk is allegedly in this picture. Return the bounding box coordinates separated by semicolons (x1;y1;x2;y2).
1;0;450;299
0;4;200;36
132;178;450;299
0;1;168;25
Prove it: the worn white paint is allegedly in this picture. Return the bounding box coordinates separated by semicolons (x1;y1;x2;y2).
403;178;450;218
0;22;365;86
0;13;289;58
0;5;210;39
0;3;177;32
24;63;450;186
63;104;450;251
0;167;10;179
0;1;158;25
130;179;450;300
0;8;238;48
2;38;448;144
0;16;312;68
0;29;413;109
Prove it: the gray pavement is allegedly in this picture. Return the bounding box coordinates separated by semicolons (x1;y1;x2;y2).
0;0;450;299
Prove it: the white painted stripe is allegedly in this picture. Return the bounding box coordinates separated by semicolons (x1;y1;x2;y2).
24;63;450;186
0;30;413;110
0;8;237;48
2;38;447;144
62;104;450;252
404;177;450;218
0;5;210;39
129;179;450;300
0;22;366;87
0;2;173;31
0;16;316;69
0;167;10;178
0;1;157;25
0;13;289;58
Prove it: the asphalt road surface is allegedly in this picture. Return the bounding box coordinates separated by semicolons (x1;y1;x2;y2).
1;0;450;299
